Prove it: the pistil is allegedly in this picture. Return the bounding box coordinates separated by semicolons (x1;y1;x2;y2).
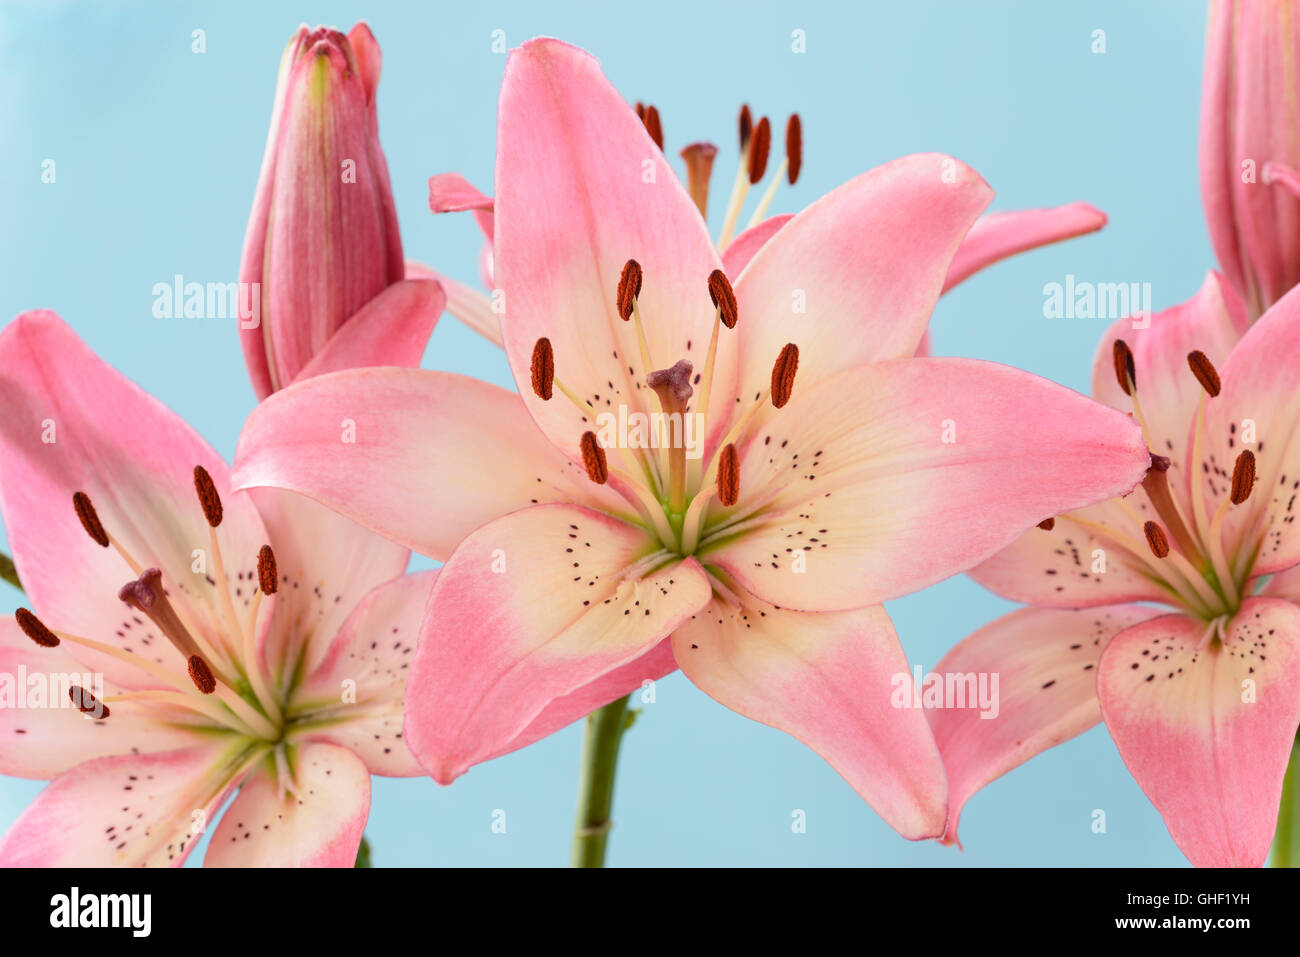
647;360;695;513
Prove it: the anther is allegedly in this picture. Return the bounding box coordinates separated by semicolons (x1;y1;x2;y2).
579;432;609;485
617;259;643;321
1112;339;1136;396
1187;350;1221;397
188;655;217;695
771;343;799;409
707;269;739;329
257;545;278;595
785;114;803;184
747;116;771;184
531;337;555;400
193;465;223;527
1230;450;1256;504
634;101;645;122
738;104;753;150
1143;520;1170;558
69;685;109;719
717;443;740;507
1037;518;1056;531
15;607;59;648
681;142;718;217
642;105;664;151
72;491;109;548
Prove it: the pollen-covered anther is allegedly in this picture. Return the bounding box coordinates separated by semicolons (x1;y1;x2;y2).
69;685;109;719
257;545;278;595
617;259;643;321
579;431;609;485
1037;518;1056;531
642;104;664;150
785;114;803;184
707;269;739;329
187;655;217;695
1112;339;1136;396
1143;520;1170;558
15;607;59;648
738;103;753;150
717;443;740;507
1230;449;1256;504
747;116;771;184
771;343;799;409
72;491;110;548
531;337;554;400
193;465;223;527
1186;350;1221;397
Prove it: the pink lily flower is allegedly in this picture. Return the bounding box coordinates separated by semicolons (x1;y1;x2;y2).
1202;0;1300;320
239;22;443;398
232;38;1151;839
930;271;1300;866
0;311;428;866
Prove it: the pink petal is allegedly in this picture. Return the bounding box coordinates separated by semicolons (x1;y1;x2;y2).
0;312;268;688
707;357;1149;611
722;214;792;277
293;570;436;777
928;604;1160;844
1263;562;1300;600
672;598;948;840
205;742;370;867
940;203;1107;294
428;172;493;216
1098;598;1300;867
290;279;444;385
0;743;248;866
405;260;502;346
403;504;712;784
493;38;735;461
233;367;622;561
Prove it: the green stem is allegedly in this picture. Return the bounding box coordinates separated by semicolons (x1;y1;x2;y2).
1272;736;1300;867
354;834;371;868
0;552;21;593
571;694;634;868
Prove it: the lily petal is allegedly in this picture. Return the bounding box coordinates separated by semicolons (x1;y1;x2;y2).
941;202;1107;294
721;214;792;276
405;260;502;346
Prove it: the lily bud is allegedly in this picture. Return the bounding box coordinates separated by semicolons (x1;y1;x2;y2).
1201;0;1300;320
240;23;438;398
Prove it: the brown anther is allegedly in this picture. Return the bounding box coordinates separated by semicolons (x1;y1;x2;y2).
643;105;664;151
193;465;223;527
579;432;609;485
785;114;803;184
717;443;740;507
15;607;59;648
69;685;109;719
1112;339;1136;396
747;116;771;184
634;101;645;122
531;337;555;400
1037;518;1056;531
617;259;643;321
1143;520;1170;558
707;269;739;329
187;655;217;695
1187;350;1221;397
738;104;753;150
680;142;718;217
1230;449;1256;504
257;545;278;595
771;343;799;409
72;491;110;548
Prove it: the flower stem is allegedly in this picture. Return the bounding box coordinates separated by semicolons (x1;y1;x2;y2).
1272;736;1300;867
571;694;635;868
354;834;371;868
0;552;21;593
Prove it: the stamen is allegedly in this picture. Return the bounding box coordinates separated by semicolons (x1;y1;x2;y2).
580;432;609;485
72;491;109;548
531;337;554;400
738;104;753;150
717;443;740;507
642;104;664;151
1112;339;1136;396
617;260;643;321
634;101;645;122
69;685;109;719
257;545;278;595
187;655;217;695
1037;518;1056;531
771;343;799;408
681;142;718;218
1187;350;1221;397
193;465;223;527
15;607;59;647
1143;520;1170;558
707;269;739;329
785;113;803;184
1230;450;1256;504
747;116;771;184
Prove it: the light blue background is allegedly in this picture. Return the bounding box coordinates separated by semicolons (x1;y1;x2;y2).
1;0;1212;866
